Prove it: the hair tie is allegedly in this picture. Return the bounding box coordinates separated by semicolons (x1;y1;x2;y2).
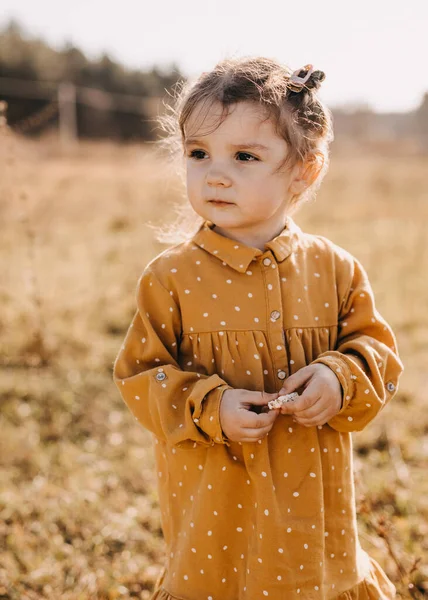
288;64;314;93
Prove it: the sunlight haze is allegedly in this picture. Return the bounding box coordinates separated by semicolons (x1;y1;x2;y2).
1;0;427;112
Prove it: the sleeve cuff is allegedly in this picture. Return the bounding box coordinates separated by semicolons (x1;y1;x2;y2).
198;384;233;445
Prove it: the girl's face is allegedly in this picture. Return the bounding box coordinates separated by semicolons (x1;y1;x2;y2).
183;100;302;247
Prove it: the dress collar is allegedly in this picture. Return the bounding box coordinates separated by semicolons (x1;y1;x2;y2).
191;217;302;273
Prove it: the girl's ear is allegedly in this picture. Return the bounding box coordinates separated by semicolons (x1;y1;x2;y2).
289;152;325;196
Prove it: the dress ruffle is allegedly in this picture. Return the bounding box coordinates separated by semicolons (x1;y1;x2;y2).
337;555;396;599
150;556;395;600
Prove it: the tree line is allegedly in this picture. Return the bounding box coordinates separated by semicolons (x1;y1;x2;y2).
0;21;183;140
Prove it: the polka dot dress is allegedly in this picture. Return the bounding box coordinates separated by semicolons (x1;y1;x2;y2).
114;217;402;600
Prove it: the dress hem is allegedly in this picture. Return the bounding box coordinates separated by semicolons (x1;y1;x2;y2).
150;555;396;600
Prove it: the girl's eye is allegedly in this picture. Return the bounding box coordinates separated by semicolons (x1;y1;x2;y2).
236;152;258;162
188;150;207;160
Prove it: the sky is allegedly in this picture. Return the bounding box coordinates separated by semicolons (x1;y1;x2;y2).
1;0;427;113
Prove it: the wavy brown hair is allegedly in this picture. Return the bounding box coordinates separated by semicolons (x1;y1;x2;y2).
148;56;334;244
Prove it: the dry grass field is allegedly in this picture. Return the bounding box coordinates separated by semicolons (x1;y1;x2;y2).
1;130;427;599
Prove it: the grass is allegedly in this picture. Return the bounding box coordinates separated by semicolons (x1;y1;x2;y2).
0;131;427;599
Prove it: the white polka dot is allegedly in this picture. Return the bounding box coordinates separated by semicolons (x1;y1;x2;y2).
293;315;299;320
287;527;292;533
261;471;267;477
226;279;232;284
203;312;209;317
264;509;269;516
278;548;284;553
310;472;316;478
325;303;329;307
237;527;243;532
293;492;299;497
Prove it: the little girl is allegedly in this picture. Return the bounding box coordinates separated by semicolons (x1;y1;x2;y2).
113;58;404;600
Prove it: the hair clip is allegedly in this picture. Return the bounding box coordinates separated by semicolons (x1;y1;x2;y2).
288;64;314;93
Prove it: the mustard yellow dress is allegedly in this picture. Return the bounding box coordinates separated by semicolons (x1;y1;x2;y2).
113;217;403;600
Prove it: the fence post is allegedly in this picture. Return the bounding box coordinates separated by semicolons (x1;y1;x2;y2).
58;82;77;147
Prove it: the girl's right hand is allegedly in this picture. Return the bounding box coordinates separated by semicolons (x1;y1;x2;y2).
219;389;280;443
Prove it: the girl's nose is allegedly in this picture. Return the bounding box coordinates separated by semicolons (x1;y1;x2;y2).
206;168;232;187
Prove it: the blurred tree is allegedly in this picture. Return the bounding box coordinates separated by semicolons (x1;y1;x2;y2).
0;20;184;140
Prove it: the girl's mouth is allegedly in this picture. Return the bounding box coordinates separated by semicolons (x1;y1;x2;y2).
208;200;234;207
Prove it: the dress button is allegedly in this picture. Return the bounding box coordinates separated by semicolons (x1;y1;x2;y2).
277;370;287;380
386;381;395;392
263;258;272;266
155;372;167;381
270;310;281;322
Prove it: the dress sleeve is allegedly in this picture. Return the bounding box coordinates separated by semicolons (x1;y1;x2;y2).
113;267;233;448
311;255;404;432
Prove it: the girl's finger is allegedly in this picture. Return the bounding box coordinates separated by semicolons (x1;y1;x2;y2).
279;383;320;415
280;393;319;416
277;365;314;396
240;408;279;429
292;397;326;419
294;407;332;427
239;424;274;441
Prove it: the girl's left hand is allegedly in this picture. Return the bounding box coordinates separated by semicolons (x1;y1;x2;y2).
276;364;342;427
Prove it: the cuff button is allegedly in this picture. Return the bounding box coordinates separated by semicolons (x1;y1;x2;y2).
386;381;395;392
155;372;167;381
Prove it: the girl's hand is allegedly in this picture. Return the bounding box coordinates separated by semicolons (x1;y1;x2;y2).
277;364;342;427
220;389;280;443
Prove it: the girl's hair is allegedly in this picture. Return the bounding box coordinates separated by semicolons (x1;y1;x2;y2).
148;56;334;245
